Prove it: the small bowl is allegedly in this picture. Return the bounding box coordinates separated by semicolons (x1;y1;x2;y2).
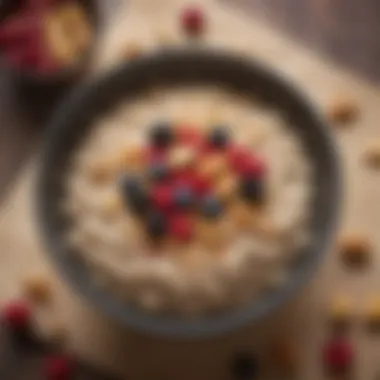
0;0;99;97
37;50;341;339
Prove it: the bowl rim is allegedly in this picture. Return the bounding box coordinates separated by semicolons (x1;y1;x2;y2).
37;49;341;339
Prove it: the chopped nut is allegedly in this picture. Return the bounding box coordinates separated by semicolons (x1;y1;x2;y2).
364;140;380;168
329;295;353;327
338;232;371;267
364;296;380;328
168;146;196;169
229;202;257;229
326;96;359;125
268;339;298;374
119;144;144;170
197;154;227;181
22;274;52;304
215;176;238;201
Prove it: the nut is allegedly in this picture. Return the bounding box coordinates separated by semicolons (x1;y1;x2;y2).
169;146;196;169
22;274;52;304
364;296;380;328
329;295;353;327
364;140;380;168
337;232;371;267
215;176;238;201
197;154;227;181
326;96;359;125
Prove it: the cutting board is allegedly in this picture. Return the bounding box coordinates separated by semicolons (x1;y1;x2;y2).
1;0;380;379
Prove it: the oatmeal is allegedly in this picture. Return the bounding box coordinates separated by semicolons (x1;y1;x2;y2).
63;87;313;316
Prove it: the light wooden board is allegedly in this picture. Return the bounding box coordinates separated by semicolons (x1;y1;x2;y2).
1;0;380;379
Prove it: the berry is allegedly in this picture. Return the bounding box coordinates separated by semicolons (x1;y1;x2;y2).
231;352;259;379
200;194;223;219
151;185;173;211
2;300;31;330
177;125;202;146
149;121;174;148
208;126;230;149
146;211;167;239
44;354;73;380
228;146;251;172
119;174;148;214
148;161;170;182
169;214;193;241
323;338;354;373
173;186;195;210
181;5;205;36
239;178;264;204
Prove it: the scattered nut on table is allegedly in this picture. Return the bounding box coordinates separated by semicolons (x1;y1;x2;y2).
328;295;353;327
364;297;380;328
22;274;52;304
326;96;359;125
337;232;371;267
364;140;380;168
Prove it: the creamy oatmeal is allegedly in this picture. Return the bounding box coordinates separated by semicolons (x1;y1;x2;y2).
63;86;313;316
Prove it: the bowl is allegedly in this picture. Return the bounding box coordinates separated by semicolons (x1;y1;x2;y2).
0;0;99;96
37;50;340;339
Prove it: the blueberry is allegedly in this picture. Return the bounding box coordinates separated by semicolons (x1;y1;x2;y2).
146;211;167;239
239;178;264;204
231;352;259;379
149;122;174;148
119;174;149;214
200;194;223;218
174;186;195;210
208;126;230;149
148;162;170;182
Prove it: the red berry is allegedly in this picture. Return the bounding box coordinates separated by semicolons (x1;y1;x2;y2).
151;185;173;211
181;5;205;36
44;355;73;380
190;173;211;196
177;125;202;146
238;155;266;178
323;338;354;373
2;300;31;330
227;146;251;171
169;214;193;241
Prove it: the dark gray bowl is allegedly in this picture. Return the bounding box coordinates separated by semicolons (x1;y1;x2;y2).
37;50;340;339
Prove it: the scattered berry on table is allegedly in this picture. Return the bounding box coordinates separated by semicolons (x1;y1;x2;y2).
323;337;354;374
173;185;195;210
326;96;359;125
169;214;193;241
146;211;167;239
148;161;170;182
200;194;223;219
207;126;230;149
337;232;371;268
230;351;259;379
149;121;174;148
239;177;264;204
180;5;205;37
44;354;73;380
2;300;31;330
22;273;52;304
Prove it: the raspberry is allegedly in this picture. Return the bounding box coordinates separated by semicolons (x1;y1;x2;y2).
180;5;205;36
169;214;193;241
2;300;31;330
44;354;73;380
323;338;354;373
